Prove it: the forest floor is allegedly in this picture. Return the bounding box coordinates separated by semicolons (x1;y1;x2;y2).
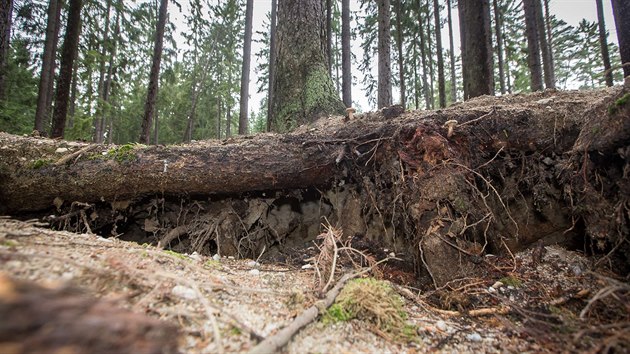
1;218;628;353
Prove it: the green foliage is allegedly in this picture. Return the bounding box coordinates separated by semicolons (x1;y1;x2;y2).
608;93;630;115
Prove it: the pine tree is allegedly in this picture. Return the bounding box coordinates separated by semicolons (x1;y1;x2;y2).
51;0;83;138
596;0;613;86
238;0;253;135
459;0;493;99
611;0;630;77
433;0;445;107
341;0;352;107
377;0;392;108
139;0;168;144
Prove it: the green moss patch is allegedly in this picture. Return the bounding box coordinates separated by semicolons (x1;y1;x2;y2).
30;159;52;169
322;278;415;341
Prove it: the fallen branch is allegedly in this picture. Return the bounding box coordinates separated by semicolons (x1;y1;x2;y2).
247;273;354;354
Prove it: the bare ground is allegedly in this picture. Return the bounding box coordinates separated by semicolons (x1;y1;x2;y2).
1;218;628;353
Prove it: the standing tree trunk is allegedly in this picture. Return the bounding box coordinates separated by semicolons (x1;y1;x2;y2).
269;0;344;132
596;0;613;86
377;0;392;108
523;0;543;91
99;5;120;141
0;0;13;102
611;0;629;77
34;0;62;134
50;0;82;139
493;0;506;94
216;98;221;139
412;40;419;109
225;106;231;138
416;0;430;109
425;0;434;108
458;0;493;99
93;0;112;143
326;0;332;75
433;0;445;108
394;0;405;108
139;0;168;144
446;0;456;102
534;0;554;89
341;0;352;108
266;0;277;132
238;0;253;135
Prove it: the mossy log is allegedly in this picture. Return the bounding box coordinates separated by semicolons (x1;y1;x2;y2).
1;87;629;283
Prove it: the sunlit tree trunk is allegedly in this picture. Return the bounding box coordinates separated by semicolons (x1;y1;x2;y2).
458;0;494;99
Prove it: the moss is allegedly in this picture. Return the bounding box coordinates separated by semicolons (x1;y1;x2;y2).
105;144;138;163
229;326;242;336
499;276;523;288
1;240;18;247
163;249;187;260
608;93;630;115
30;159;52;169
322;278;414;341
204;259;221;269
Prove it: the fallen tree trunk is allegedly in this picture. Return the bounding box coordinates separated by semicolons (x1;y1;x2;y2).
1;86;628;285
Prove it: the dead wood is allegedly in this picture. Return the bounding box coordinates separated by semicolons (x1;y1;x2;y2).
1;87;629;285
248;273;354;354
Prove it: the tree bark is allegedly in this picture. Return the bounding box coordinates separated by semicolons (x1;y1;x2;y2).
269;0;344;132
611;0;629;77
596;0;613;87
425;0;434;108
534;0;554;89
523;0;543;91
93;0;112;143
492;0;506;94
446;0;456;102
416;0;430;109
394;0;405;108
238;0;253;135
377;0;392;108
139;0;168;144
326;0;332;75
0;0;13;102
50;0;83;139
266;0;277;132
341;0;352;108
0;87;621;214
458;0;493;99
433;0;445;108
34;0;63;134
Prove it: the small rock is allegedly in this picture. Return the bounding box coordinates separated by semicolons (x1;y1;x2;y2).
246;260;260;268
172;285;197;300
55;147;69;153
467;332;482;342
188;252;202;262
249;269;260;276
488;287;496;293
384;249;389;253
536;98;553;105
542;157;554;166
388;252;396;258
301;264;313;269
227;256;235;260
491;281;504;289
212;254;221;261
507;285;515;290
570;263;583;276
436;320;448;332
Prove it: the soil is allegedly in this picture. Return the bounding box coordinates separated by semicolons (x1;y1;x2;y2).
1;218;628;353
